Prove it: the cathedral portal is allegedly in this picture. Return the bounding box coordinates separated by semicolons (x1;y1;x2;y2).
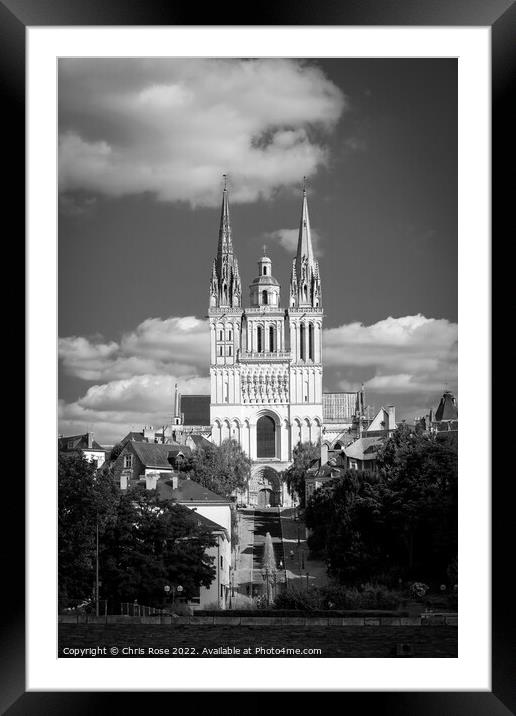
248;466;281;507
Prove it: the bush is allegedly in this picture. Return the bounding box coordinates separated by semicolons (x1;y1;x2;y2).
274;586;323;611
408;582;429;601
274;582;402;611
321;583;401;610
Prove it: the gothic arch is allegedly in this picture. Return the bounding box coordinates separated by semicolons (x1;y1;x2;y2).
222;419;231;442
231;418;241;443
213;419;222;445
249;465;282;507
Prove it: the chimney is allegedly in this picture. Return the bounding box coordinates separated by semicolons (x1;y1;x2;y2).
170;474;179;490
387;406;396;431
145;472;159;490
87;432;94;449
142;425;155;442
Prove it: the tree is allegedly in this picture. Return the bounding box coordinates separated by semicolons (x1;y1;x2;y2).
59;455;218;609
376;427;458;578
304;425;458;585
305;469;384;582
284;442;320;508
183;439;251;499
58;454;119;602
99;486;217;606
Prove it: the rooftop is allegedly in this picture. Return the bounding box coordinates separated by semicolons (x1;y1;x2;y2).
157;477;231;505
344;437;384;461
130;442;191;469
58;434;107;453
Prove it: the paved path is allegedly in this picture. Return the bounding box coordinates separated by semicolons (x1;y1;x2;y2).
233;508;287;605
279;508;329;588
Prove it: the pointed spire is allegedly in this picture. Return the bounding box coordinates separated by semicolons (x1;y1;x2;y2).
296;179;314;269
290;180;321;308
217;174;232;260
210;175;241;309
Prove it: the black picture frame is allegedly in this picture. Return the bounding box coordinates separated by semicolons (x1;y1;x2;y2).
10;0;511;711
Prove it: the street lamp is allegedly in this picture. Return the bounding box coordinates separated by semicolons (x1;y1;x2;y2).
176;585;184;605
164;585;171;607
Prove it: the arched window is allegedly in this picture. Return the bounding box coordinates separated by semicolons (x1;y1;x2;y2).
334;442;342;451
257;326;263;353
257;415;275;457
263;266;267;275
262;290;268;305
300;324;305;361
269;326;275;352
309;324;314;360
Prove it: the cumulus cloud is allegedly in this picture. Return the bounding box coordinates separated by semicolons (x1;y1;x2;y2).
263;227;322;255
59;312;457;442
324;314;457;419
59;58;346;207
59;316;209;381
59;374;210;444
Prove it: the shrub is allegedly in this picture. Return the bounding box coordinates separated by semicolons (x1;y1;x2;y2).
274;582;402;611
321;583;401;610
274;586;323;611
408;582;429;600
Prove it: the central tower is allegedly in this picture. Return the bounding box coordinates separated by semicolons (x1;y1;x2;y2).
209;179;323;507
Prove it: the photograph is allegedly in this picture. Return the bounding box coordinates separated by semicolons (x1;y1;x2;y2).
57;56;459;659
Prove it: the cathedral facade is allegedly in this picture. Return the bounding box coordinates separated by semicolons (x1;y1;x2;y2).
208;181;324;507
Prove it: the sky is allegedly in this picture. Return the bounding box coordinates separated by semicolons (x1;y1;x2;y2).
58;58;458;445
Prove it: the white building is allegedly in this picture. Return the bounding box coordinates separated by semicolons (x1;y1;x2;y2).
207;181;324;508
167;180;367;507
58;432;108;469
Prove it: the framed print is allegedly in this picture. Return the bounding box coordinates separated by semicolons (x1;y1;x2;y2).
9;0;513;711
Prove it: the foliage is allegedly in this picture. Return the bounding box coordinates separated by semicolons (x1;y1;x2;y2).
305;426;458;585
181;439;251;499
284;441;320;508
58;455;217;607
320;583;401;610
58;454;120;601
408;582;429;600
274;582;401;611
99;485;217;606
274;585;322;611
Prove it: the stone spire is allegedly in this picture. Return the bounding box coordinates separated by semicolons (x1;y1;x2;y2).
290;180;321;308
210;176;241;308
216;174;232;264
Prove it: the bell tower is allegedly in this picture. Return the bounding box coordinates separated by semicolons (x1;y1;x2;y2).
287;181;323;418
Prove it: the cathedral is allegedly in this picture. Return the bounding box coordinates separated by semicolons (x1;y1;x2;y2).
172;179;363;507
